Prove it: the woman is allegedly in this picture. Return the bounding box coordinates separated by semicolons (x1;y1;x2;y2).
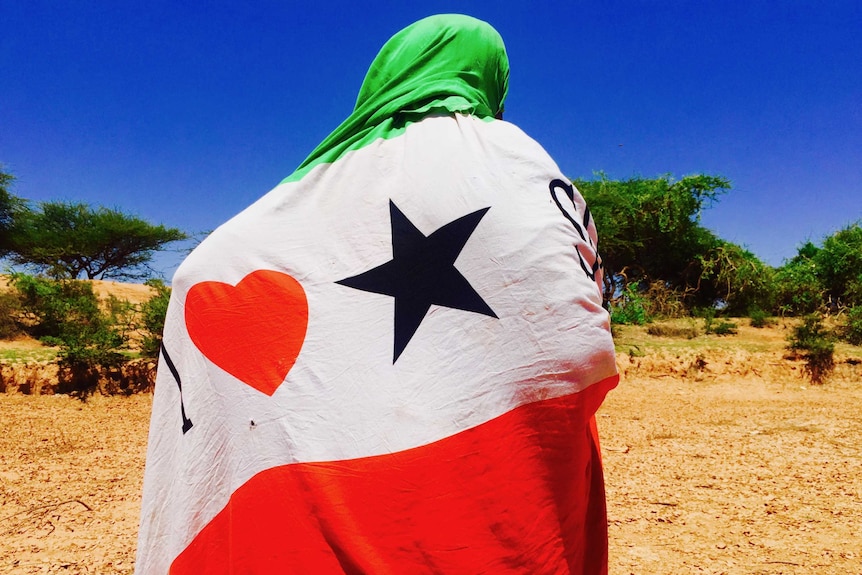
136;14;618;575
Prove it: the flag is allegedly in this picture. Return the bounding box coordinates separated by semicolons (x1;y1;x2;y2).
136;15;618;575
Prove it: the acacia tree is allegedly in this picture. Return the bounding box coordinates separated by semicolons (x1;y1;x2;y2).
774;222;862;314
773;242;825;315
814;222;862;309
0;166;26;257
697;240;775;315
9;201;187;280
573;173;731;305
573;173;780;316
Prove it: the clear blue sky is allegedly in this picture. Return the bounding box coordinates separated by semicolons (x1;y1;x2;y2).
2;1;860;278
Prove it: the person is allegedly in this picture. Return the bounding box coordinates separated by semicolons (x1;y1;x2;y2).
135;14;618;575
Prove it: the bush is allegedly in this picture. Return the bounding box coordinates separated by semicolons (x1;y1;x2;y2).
814;222;862;309
611;284;649;325
0;289;23;339
748;307;773;328
140;279;171;357
10;273;127;368
642;281;688;319
698;241;776;315
710;320;738;335
698;307;738;335
842;306;862;346
697;306;715;331
773;252;824;315
106;294;137;342
788;313;835;384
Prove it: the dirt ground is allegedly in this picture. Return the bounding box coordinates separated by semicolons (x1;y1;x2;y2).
0;394;150;574
600;371;862;574
1;349;861;573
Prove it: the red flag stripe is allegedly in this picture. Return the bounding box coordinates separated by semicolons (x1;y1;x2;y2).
170;374;618;575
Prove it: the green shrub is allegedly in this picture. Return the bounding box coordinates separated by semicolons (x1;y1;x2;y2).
106;294;137;342
788;313;835;384
814;223;862;309
842;306;862;346
748;307;773;328
698;307;715;331
697;307;737;335
773;252;824;315
694;306;714;320
711;320;738;335
0;289;23;339
140;279;171;357
611;284;649;325
698;242;776;316
10;273;127;368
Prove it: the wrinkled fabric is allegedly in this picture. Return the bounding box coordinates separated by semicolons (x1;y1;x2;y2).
136;14;616;575
290;14;508;181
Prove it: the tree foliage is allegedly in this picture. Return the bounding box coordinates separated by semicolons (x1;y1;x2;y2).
0;168;12;195
572;173;780;315
0;166;27;257
9;273;127;367
610;284;649;325
139;278;172;357
813;222;862;308
9;201;187;280
773;243;825;315
773;223;862;315
572;173;862;318
697;240;775;315
843;306;862;346
4;273;175;372
574;173;730;303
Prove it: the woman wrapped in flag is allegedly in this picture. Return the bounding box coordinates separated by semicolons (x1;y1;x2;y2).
136;14;618;575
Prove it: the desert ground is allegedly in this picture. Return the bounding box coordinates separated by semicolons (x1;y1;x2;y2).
1;316;860;574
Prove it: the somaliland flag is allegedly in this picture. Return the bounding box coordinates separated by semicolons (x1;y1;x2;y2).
135;14;618;575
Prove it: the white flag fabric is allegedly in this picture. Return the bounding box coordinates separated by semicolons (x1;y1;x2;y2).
136;15;617;575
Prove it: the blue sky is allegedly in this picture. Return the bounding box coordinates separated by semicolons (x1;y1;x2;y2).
2;1;860;278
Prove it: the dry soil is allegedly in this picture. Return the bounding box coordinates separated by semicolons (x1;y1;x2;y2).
1;325;861;574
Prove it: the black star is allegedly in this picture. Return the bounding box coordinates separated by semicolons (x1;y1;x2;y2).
337;201;498;362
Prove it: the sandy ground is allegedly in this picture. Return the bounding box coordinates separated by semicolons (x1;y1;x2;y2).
1;367;860;574
0;394;150;574
601;373;862;574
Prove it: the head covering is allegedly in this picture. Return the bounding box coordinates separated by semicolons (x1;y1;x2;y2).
288;14;509;181
136;14;617;575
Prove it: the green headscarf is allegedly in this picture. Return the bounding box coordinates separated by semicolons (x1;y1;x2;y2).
284;14;510;183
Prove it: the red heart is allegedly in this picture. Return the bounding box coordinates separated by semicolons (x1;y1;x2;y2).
185;270;308;396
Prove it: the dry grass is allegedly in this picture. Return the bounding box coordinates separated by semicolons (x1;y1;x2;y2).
614;319;822;355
